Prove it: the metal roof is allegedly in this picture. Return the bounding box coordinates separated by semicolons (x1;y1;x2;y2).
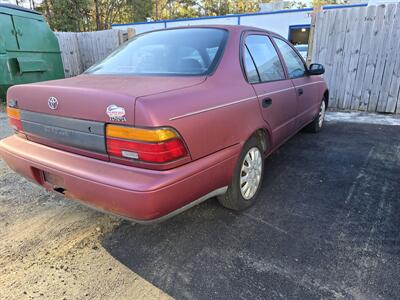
0;3;41;15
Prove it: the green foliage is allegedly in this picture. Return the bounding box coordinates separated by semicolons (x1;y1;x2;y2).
37;0;264;31
124;0;153;22
42;0;93;32
33;0;345;32
287;1;309;9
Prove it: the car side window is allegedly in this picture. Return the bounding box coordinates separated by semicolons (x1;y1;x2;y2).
243;46;260;84
273;38;306;79
244;35;285;83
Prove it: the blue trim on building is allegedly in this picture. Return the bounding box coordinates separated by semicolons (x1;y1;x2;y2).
324;3;367;10
112;3;369;28
289;24;311;30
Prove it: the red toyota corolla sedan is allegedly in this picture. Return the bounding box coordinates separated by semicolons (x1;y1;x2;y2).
0;25;328;223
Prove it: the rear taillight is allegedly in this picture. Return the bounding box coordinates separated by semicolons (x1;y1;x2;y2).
7;106;23;132
106;125;188;163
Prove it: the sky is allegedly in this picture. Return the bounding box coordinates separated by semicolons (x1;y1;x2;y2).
0;0;42;8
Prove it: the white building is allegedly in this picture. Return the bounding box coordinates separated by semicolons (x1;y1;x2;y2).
112;3;368;49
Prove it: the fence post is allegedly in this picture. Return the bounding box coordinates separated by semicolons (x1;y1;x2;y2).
118;30;125;45
127;28;136;40
307;1;322;66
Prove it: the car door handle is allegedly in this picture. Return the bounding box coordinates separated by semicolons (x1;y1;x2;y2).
297;88;304;96
261;97;272;108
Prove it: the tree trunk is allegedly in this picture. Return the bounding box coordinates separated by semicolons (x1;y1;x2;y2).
95;0;101;30
42;0;51;23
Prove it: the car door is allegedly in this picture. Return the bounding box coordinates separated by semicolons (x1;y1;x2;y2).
272;37;318;129
242;32;298;148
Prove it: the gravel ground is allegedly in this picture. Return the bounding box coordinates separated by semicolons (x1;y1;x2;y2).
0;110;399;299
0;112;170;299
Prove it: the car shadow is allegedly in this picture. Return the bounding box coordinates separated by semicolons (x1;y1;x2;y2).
101;123;400;300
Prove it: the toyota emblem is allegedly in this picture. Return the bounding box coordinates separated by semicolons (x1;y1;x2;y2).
48;97;58;110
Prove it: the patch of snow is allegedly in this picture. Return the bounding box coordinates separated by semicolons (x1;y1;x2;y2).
325;112;400;126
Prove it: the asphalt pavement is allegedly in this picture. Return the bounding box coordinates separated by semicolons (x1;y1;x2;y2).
1;110;399;299
102;120;400;299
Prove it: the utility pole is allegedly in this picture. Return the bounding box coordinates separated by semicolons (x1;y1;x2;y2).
306;0;323;66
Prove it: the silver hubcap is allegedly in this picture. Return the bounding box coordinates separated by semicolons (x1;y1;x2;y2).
240;147;262;200
319;101;326;128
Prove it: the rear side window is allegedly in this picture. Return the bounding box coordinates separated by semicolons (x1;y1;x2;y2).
273;38;306;79
244;35;285;83
243;47;259;83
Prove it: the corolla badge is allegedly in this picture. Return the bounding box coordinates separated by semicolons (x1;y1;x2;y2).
106;104;127;122
48;97;59;110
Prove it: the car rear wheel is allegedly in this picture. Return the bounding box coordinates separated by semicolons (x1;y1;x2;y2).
305;97;327;133
218;135;264;211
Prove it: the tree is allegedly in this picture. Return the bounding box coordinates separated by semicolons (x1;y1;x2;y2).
40;0;92;32
287;1;309;9
126;0;153;22
38;0;349;32
94;0;127;30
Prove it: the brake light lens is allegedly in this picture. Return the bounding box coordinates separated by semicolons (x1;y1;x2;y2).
106;125;188;163
7;106;23;131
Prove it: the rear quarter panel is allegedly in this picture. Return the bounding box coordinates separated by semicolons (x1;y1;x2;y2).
135;80;267;160
134;28;269;160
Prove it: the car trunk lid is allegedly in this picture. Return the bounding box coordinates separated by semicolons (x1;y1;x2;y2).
8;75;205;160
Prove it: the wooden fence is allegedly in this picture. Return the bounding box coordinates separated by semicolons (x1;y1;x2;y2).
312;3;400;114
55;7;400;114
55;29;129;77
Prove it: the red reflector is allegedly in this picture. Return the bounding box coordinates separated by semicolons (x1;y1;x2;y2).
106;138;188;163
9;117;23;132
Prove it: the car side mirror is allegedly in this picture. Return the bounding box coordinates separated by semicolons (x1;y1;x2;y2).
307;63;325;75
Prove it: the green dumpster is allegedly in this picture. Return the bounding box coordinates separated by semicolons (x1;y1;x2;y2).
0;4;64;102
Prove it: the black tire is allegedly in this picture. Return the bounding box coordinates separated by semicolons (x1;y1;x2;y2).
218;135;264;211
304;97;327;133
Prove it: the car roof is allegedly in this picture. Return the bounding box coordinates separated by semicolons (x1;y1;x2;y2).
0;3;41;15
159;24;281;37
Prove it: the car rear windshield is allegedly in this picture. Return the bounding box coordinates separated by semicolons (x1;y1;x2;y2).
85;28;228;76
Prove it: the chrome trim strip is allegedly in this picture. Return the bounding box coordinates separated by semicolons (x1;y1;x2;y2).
169;86;296;121
295;81;325;88
257;86;295;98
169;96;257;121
169;82;324;121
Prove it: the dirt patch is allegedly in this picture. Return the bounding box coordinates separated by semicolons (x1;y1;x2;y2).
0;114;171;299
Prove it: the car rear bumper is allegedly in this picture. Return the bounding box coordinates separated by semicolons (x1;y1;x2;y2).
0;135;240;222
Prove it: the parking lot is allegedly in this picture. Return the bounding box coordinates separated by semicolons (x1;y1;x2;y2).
0;110;399;299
